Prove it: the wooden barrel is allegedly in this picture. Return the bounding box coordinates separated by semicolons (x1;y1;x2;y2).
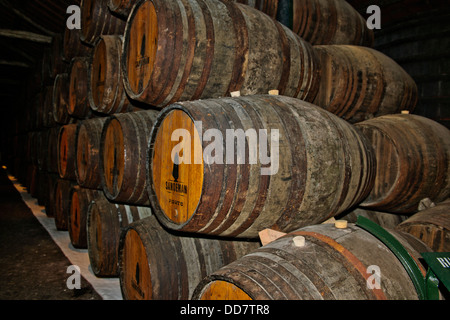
108;0;138;17
396;199;450;252
338;207;408;229
87;195;152;277
122;0;320;108
355;114;450;213
69;186;103;249
36;130;49;172
193;223;431;300
235;0;278;18
46;126;60;174
148;95;375;238
68;57;92;119
75;117;107;189
62;28;93;63
312;45;418;123
44;173;59;218
43;85;56;128
54;178;77;230
118;215;260;300
48;34;67;79
89;35;139;115
52;73;74;125
80;0;126;46
237;0;374;46
58;124;78;180
100;109;159;205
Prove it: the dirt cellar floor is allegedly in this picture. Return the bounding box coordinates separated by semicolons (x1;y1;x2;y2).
0;167;101;300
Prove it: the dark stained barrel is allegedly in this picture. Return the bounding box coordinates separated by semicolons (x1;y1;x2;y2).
80;0;126;46
118;215;260;300
68;57;92;119
193;223;432;300
100;110;159;205
355;114;450;213
62;28;93;63
87;195;152;277
122;0;320;108
69;186;103;248
89;35;140;115
54;178;77;231
57;124;78;180
75;117;107;189
148;95;375;238
46;126;60;174
396;199;450;252
108;0;138;17
338;207;408;230
52;73;75;125
237;0;374;46
312;45;418;123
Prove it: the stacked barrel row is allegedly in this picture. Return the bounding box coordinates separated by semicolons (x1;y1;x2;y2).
6;0;449;301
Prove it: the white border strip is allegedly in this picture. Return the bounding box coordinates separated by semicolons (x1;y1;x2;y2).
8;174;123;300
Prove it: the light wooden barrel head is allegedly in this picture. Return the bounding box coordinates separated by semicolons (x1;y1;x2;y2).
102;118;125;198
151;109;203;225
199;280;252;300
121;229;152;300
125;1;158;95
